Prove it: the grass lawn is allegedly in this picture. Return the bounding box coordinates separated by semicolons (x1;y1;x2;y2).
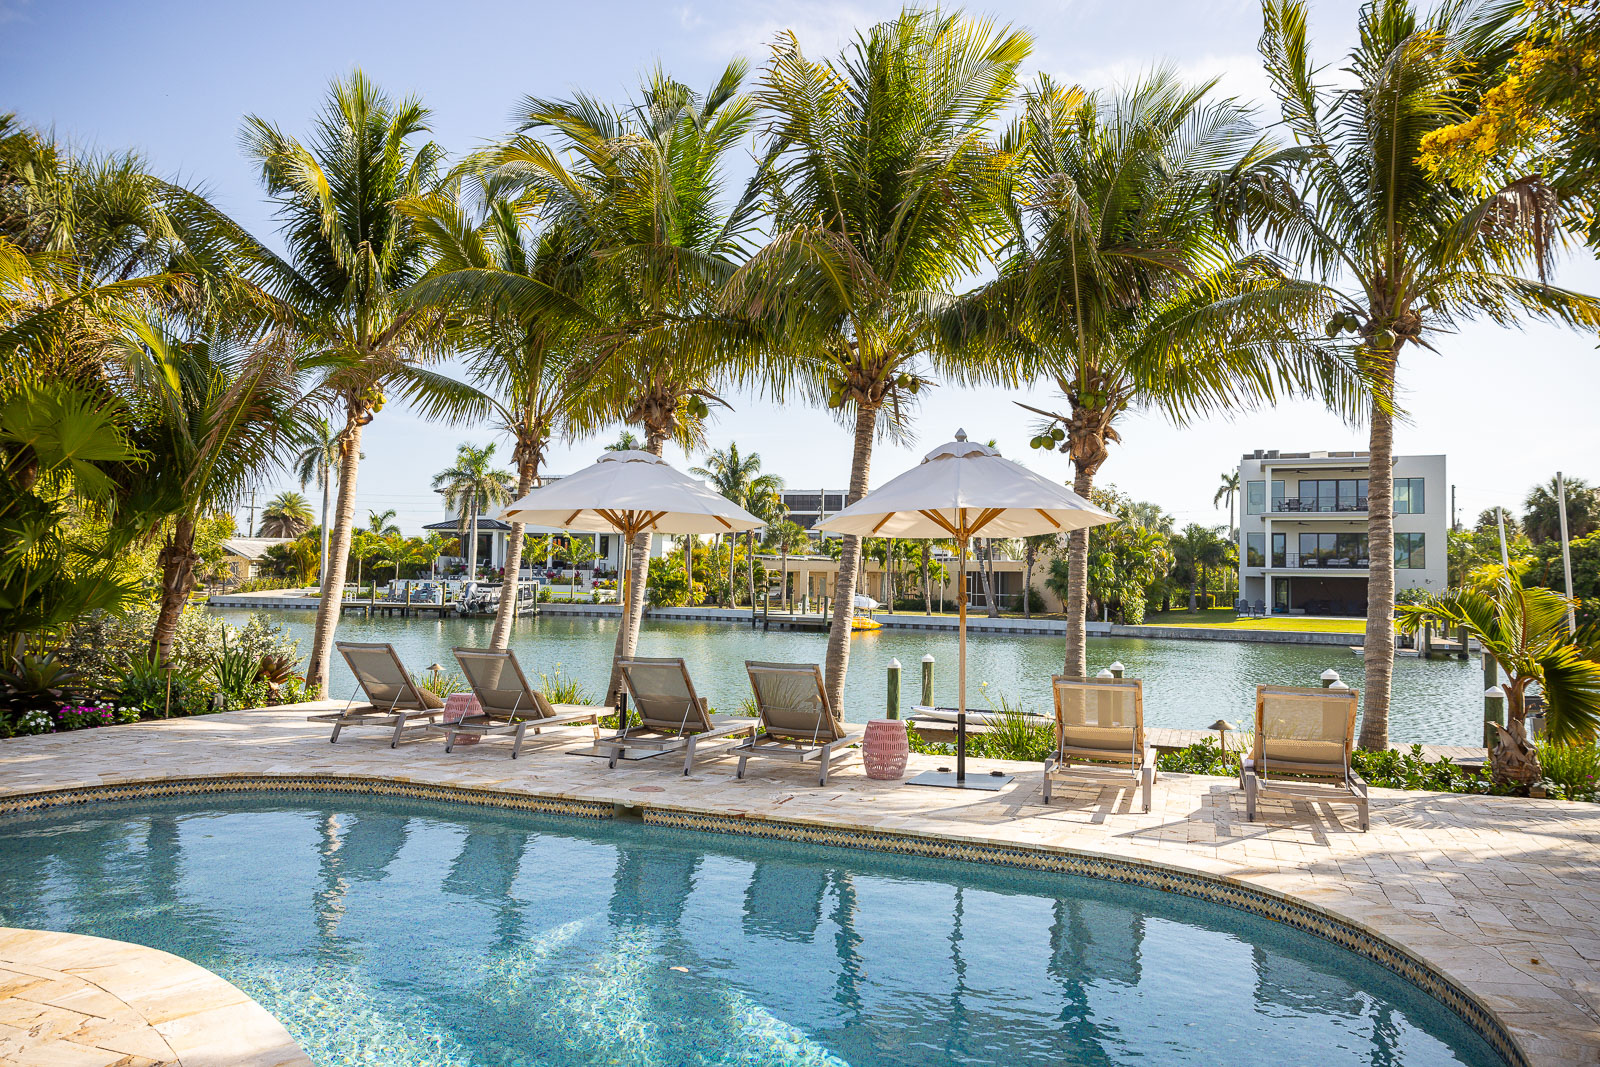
1140;608;1365;634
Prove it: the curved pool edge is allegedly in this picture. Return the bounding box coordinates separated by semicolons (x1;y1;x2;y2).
0;925;311;1066
0;771;1530;1067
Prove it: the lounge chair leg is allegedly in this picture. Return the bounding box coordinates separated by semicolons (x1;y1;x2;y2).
1245;771;1258;822
737;754;749;780
390;717;406;748
608;745;622;769
1141;764;1154;813
819;742;835;786
683;737;697;776
444;728;455;754
1041;759;1053;803
512;722;526;759
329;722;342;744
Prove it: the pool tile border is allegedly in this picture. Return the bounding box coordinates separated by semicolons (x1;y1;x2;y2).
0;771;1525;1067
646;807;1526;1067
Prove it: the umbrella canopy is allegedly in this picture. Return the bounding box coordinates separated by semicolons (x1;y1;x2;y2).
816;430;1114;541
817;430;1117;790
499;450;765;537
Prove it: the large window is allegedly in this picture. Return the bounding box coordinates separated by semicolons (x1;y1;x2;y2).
1271;532;1286;568
1296;478;1368;511
1270;480;1285;510
1296;532;1369;565
1246;479;1265;514
1394;478;1426;514
1246;533;1265;567
1396;532;1426;568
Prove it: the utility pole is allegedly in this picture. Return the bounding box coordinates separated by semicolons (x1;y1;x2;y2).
245;485;258;535
1451;483;1457;532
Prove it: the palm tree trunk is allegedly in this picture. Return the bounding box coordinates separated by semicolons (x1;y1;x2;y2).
979;538;1000;617
1024;549;1034;619
608;431;664;705
489;460;537;650
922;543;931;614
1358;357;1398;750
746;530;755;615
726;534;734;607
781;546;789;609
823;403;879;711
150;516;197;667
1064;467;1095;677
306;415;365;696
318;468;330;590
466;499;480;581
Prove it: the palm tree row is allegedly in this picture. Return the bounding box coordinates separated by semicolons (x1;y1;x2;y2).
8;2;1597;757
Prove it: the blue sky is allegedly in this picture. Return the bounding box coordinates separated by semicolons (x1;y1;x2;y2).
5;0;1596;536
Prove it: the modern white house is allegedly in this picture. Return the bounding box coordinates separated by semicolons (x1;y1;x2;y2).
1236;449;1447;615
422;517;670;579
779;488;850;533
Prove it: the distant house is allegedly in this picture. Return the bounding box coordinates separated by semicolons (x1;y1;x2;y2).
219;537;293;584
421;517;669;577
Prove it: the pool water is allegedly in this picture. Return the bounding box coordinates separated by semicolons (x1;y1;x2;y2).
0;794;1502;1066
212;608;1488;745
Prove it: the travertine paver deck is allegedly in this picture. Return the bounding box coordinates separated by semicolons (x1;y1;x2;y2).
0;702;1597;1066
0;927;309;1066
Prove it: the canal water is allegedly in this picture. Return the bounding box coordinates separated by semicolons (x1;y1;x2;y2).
213;608;1486;746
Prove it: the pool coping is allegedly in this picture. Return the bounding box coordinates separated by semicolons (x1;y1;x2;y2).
0;925;311;1066
0;769;1530;1067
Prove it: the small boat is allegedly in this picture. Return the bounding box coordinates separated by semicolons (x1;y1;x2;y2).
850;615;882;632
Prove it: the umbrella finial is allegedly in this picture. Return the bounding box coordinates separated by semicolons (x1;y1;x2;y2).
954;428;967;441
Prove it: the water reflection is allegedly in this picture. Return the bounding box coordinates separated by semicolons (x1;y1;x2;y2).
0;798;1500;1067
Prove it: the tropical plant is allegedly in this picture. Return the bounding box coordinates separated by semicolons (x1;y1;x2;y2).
1021;533;1057;618
764;520;809;609
257;491;312;537
957;70;1359;678
431;442;515;580
240;70;469;694
1398;573;1600;784
290;417;344;587
692;444;783;612
1523;475;1599;544
729;10;1032;711
0;634;82;719
1215;471;1241;540
604;431;642;452
1256;0;1600;750
558;536;600;598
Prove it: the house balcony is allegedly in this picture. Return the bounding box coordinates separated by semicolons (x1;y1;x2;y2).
1269;498;1368;516
1255;554;1370;572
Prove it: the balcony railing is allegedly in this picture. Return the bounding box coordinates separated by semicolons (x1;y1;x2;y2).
1270;498;1368;514
1254;553;1370;570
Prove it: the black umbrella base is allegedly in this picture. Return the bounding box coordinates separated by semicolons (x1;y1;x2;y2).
905;769;1012;791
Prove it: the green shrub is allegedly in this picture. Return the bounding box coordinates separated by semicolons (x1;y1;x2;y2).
58;608;300;697
1156;737;1238;775
905;694;1054;762
539;666;593;706
1537;740;1600;801
413;669;465;699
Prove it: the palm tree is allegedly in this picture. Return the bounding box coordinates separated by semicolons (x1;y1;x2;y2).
1256;0;1600;749
949;72;1361;677
729;11;1032;711
604;431;642;452
692;444;783;610
257;491;312;537
432;443;516;581
1523;476;1598;544
402;176;595;648
365;509;401;537
1398;573;1600;783
1215;472;1241;540
764;520;809;609
117;317;308;664
489;64;762;699
291;418;344;588
239;71;471;695
1021;533;1057;618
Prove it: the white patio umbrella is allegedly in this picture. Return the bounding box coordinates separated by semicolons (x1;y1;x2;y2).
499;449;765;698
817;430;1117;789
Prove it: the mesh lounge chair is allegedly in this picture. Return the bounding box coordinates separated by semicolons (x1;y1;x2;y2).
1043;676;1155;812
307;642;444;747
734;662;861;785
603;657;757;774
441;647;601;757
1240;685;1368;831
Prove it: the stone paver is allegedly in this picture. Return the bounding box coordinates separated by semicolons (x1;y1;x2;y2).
1;702;1597;1066
0;928;309;1067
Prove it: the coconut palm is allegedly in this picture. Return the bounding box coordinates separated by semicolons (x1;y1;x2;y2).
1523;476;1599;544
1256;0;1600;748
949;72;1361;676
1398;573;1600;783
401;176;594;648
485;63;763;697
692;444;783;610
1215;471;1241;539
116;316;308;664
432;443;516;581
728;10;1033;710
290;417;345;587
257;491;312;537
238;70;474;694
604;431;642;452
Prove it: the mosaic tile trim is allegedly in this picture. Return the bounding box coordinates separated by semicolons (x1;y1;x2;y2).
0;775;615;821
644;807;1526;1067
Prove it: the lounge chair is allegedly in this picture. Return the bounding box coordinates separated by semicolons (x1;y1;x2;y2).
441;647;601;757
1241;685;1368;831
307;642;444;746
734;662;861;785
603;657;757;774
1043;676;1155;812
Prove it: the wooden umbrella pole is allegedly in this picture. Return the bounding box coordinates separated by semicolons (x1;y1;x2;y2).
957;526;968;783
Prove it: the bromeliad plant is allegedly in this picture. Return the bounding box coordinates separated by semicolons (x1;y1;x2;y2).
1397;573;1600;785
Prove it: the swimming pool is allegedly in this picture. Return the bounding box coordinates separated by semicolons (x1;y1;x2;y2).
0;793;1504;1066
